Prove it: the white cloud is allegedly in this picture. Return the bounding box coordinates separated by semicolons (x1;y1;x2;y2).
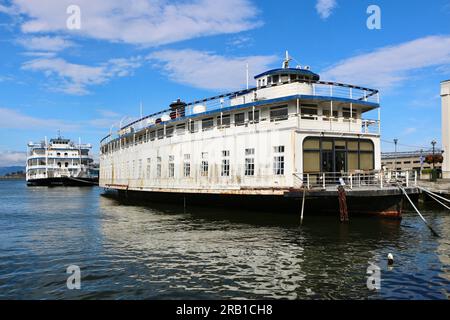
5;0;261;46
148;49;276;90
17;36;74;52
0;151;27;167
403;127;417;135
21;56;143;95
322;35;450;89
316;0;337;19
0;107;79;131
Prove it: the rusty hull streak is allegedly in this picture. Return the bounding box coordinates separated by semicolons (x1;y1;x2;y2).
104;184;288;195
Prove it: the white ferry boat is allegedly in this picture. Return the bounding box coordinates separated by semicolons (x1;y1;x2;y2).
100;53;418;218
26;136;99;186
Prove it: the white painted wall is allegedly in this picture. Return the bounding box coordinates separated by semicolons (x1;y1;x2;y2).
100;101;381;193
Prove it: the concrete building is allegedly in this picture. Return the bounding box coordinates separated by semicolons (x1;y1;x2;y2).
441;80;450;178
381;151;441;173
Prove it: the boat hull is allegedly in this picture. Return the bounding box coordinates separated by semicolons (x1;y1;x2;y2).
103;188;416;220
27;177;98;187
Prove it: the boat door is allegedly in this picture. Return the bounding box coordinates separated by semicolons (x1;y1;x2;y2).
335;151;346;173
321;151;333;173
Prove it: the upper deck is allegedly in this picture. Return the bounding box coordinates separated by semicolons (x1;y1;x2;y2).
101;78;379;146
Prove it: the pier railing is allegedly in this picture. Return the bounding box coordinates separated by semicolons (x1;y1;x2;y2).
294;170;418;190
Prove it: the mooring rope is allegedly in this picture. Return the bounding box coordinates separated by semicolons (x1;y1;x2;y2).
398;185;439;237
417;186;450;204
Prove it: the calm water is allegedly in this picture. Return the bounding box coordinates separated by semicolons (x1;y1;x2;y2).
0;180;449;300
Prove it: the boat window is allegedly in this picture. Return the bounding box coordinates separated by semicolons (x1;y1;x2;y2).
322;141;333;150
57;152;61;157
149;131;156;141
217;114;231;128
360;153;374;170
335;140;346;150
322;106;338;120
157;128;164;139
302;137;374;173
301;104;318;120
303;151;320;173
201;152;208;177
347;141;358;151
168;155;175;177
360;141;374;151
183;154;191;177
272;75;279;84
166;126;174;138
348;152;359;171
234;113;245;126
146;158;151;179
176;123;186;135
202;118;214;131
273;146;285;175
270;105;288;122
156;157;162;178
303;139;320;149
290;74;297;82
244;148;255;176
248;110;259;124
343;108;356;119
188;120;198;133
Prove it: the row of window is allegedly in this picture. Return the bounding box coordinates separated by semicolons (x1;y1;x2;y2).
102;106;291;154
102;103;362;154
102;147;285;180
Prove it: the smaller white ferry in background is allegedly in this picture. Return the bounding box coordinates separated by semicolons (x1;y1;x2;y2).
26;135;99;186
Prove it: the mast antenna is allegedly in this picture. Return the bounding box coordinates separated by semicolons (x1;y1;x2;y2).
282;50;292;69
246;63;249;90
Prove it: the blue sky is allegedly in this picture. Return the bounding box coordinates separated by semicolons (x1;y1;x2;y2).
0;0;449;165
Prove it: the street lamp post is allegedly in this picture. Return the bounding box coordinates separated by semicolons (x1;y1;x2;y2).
431;140;437;169
394;139;398;171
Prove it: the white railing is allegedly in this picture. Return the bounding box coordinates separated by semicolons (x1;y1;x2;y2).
101;80;379;145
294;170;418;190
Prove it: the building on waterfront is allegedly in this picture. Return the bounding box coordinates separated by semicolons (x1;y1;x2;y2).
381;151;442;173
441;80;450;178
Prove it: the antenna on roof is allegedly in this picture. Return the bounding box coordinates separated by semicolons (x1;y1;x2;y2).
246;62;249;90
282;50;292;69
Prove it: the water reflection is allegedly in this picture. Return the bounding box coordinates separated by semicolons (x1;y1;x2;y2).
0;180;448;299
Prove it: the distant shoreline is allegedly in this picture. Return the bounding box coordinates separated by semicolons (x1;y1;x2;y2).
0;176;25;181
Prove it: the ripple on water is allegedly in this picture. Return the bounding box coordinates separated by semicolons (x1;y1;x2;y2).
0;180;449;299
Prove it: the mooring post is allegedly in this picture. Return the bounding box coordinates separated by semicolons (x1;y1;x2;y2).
300;188;306;225
338;185;349;222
